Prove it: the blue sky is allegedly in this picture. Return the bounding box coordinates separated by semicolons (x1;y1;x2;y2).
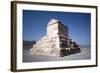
23;10;91;45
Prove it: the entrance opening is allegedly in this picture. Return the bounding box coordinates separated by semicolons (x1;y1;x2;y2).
60;42;68;48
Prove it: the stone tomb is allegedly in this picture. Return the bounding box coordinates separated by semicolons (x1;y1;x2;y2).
30;19;81;57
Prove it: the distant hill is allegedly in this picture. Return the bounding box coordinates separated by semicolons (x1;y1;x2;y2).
79;44;90;48
23;41;36;50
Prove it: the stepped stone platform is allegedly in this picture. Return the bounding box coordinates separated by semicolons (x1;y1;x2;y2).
30;19;81;57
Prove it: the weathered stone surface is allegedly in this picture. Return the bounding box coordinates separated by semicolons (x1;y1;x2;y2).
30;19;81;57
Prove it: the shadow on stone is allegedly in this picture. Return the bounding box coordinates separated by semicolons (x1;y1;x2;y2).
60;48;81;57
60;49;70;57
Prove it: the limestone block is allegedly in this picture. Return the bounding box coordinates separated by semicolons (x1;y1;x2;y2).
30;19;81;57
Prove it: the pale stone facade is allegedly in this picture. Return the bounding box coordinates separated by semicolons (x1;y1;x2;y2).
30;19;80;57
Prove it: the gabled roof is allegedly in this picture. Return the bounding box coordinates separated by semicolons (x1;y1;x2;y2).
48;19;59;25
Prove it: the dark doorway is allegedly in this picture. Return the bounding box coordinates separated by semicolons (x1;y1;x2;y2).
60;42;68;48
